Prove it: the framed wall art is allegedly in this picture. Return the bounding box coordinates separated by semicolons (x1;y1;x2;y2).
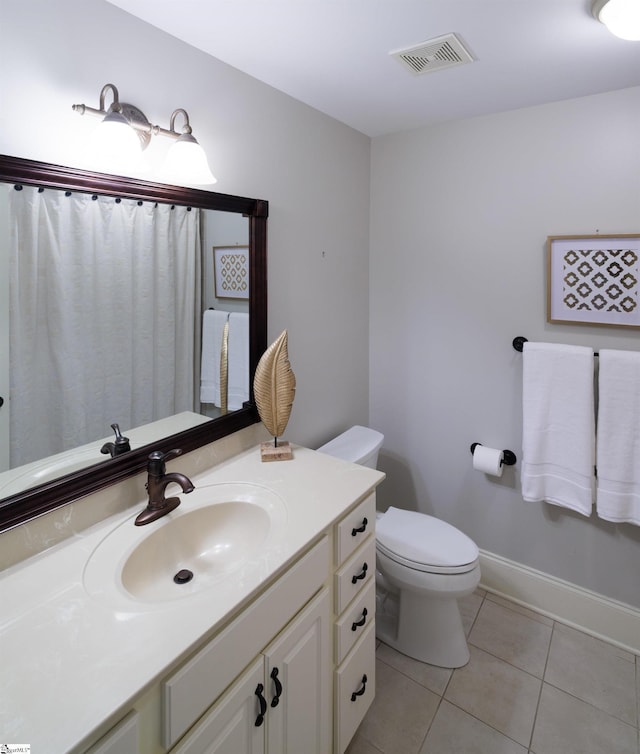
214;245;249;300
547;234;640;329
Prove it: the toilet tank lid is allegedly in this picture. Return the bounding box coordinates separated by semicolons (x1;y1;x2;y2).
316;425;384;463
377;507;478;568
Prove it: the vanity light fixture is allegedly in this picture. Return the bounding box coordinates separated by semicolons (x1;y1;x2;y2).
592;0;640;41
73;83;217;184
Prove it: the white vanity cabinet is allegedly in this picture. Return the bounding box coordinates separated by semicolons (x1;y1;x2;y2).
79;491;381;754
1;442;385;754
171;587;330;754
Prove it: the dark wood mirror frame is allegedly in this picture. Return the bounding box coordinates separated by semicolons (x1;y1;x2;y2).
0;155;268;532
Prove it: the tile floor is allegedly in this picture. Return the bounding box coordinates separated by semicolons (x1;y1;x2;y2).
346;589;639;754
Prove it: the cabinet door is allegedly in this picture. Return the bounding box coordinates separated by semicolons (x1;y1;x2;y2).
171;658;265;754
264;587;331;754
85;711;139;754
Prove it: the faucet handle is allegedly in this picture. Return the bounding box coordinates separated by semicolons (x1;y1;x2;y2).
100;422;131;457
110;423;131;454
163;448;183;463
147;448;182;476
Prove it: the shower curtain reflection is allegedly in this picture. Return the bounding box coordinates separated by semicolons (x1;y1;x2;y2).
9;186;201;467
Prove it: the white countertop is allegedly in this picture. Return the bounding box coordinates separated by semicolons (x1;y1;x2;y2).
0;444;384;753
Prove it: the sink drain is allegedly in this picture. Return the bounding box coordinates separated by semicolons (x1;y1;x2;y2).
173;569;194;584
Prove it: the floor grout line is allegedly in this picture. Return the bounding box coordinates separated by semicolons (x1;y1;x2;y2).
527;620;556;752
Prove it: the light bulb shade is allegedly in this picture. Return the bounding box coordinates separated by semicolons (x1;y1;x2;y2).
594;0;640;41
159;134;217;185
88;110;143;173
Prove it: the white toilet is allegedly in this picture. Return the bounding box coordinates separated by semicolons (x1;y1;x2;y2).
318;425;480;668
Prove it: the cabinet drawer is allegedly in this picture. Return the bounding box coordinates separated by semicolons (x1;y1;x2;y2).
334;536;376;615
335;494;375;565
334;580;375;665
334;624;376;754
163;535;330;749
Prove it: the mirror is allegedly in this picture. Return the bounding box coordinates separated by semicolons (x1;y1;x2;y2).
0;155;267;532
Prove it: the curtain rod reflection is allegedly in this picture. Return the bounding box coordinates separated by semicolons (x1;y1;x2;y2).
13;184;191;210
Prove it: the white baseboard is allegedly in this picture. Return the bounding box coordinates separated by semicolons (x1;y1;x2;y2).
478;550;640;655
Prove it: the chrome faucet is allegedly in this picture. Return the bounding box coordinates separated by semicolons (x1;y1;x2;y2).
134;449;195;526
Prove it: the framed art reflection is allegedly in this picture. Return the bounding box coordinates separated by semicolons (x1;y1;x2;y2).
214;245;249;299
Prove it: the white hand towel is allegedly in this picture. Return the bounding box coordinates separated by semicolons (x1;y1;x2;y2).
227;312;249;411
596;349;640;526
522;342;595;516
200;309;229;406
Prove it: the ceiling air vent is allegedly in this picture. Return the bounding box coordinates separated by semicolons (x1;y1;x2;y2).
391;33;474;75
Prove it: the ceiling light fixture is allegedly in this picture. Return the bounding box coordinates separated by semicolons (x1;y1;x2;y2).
592;0;640;41
73;83;217;184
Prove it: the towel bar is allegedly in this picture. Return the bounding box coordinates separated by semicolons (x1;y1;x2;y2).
512;336;599;356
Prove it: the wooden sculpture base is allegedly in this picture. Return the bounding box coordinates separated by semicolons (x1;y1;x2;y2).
260;441;293;462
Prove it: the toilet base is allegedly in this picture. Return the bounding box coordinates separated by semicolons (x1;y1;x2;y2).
375;587;471;668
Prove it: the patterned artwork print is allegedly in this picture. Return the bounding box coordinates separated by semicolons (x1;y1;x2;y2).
218;252;248;295
562;247;638;315
214;246;249;299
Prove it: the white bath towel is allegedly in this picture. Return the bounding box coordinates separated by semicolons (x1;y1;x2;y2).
200;309;229;406
521;342;595;516
596;349;640;526
227;312;249;411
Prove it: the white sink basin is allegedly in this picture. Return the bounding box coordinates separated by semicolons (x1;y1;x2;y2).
83;483;287;608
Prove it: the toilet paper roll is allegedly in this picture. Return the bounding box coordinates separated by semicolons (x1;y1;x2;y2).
472;445;504;477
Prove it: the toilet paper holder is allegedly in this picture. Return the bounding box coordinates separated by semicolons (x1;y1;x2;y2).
470;443;517;466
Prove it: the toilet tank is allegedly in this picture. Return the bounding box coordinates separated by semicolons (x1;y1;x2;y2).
316;425;384;469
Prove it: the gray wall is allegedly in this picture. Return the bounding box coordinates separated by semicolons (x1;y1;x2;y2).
370;87;640;608
0;0;371;450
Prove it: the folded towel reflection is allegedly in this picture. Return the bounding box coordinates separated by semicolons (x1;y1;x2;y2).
200;310;229;406
596;349;640;526
521;342;595;516
227;312;249;411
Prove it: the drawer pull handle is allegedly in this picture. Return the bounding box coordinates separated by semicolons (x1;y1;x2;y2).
351;607;368;631
351;517;368;536
255;683;267;726
351;674;368;702
270;666;283;708
351;562;368;584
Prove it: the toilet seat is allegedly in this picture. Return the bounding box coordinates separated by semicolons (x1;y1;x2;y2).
376;507;479;575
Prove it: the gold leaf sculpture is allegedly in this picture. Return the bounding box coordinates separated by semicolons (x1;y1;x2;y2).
253;330;296;461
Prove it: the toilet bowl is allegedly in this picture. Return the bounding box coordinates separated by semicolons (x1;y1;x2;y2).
317;426;480;668
375;507;480;667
